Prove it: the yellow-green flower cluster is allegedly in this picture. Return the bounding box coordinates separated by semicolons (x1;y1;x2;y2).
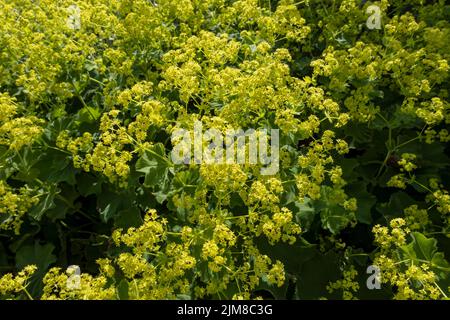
327;266;359;300
387;174;408;189
372;219;447;299
373;218;410;250
200;164;248;205
0;265;36;299
57;109;137;186
398;153;418;172
404;205;429;231
42;266;116;300
42;209;195;300
296;130;351;203
0;93;45;150
0;181;39;234
0;0;448;301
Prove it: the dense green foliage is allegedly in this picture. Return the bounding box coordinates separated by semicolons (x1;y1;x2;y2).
0;0;449;300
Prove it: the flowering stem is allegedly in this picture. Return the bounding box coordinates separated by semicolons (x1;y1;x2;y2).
22;286;33;300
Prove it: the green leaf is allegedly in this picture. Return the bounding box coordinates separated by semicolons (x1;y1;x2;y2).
295;250;341;299
114;207;143;229
255;237;316;275
346;182;376;224
344;123;372;144
315;187;354;234
11;147;41;182
84;60;98;72
45;185;78;221
76;172;102;197
135;186;157;211
400;232;450;278
154;189;169;204
254;280;289;300
33;148;75;184
0;243;8;268
136;143;170;188
0;146;15;180
16;242;56;270
288;197;316;232
97;188;135;223
117;279;129;300
376;192;416;221
16;242;57;297
29;185;60;221
409;232;437;261
172;169;200;192
336;158;359;183
320;206;352;234
431;252;450;279
97;191;123;223
77;106;101;123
